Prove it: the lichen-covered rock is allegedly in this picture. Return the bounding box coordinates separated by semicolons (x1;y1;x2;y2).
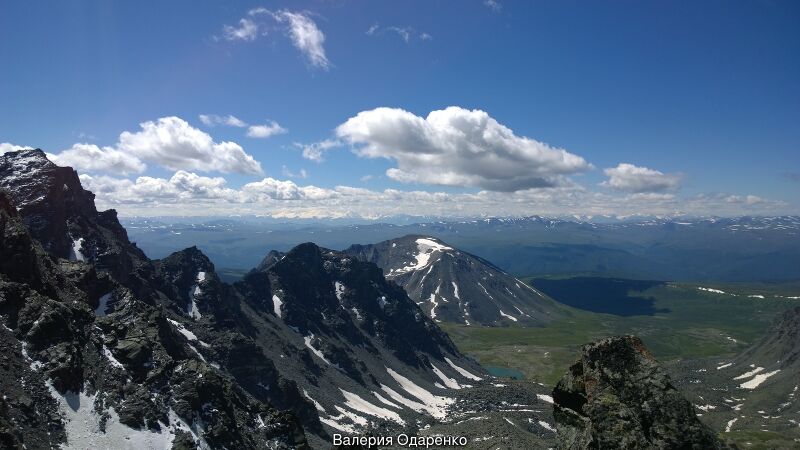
553;335;729;449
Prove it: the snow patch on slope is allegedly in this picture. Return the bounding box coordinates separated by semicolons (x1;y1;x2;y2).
340;389;405;425
431;364;461;389
389;238;452;276
187;272;205;320
444;357;483;381
740;370;780;389
272;295;283;318
385;367;452;419
304;334;332;365
48;384;206;449
69;238;86;262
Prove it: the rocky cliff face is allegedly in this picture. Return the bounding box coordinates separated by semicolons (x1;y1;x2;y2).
346;235;565;326
552;336;729;449
0;151;310;449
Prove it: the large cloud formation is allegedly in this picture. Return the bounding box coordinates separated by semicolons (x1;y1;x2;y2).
48;117;263;176
49;143;147;175
117;117;262;175
333;106;592;191
601;163;682;193
79;172;788;219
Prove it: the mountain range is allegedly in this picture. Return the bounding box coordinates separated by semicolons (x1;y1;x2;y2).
122;213;800;283
2;149;794;449
0;149;560;448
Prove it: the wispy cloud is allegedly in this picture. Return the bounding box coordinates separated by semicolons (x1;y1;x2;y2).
271;10;331;69
366;24;432;43
220;9;331;70
200;114;287;139
282;165;308;179
484;0;502;12
199;114;248;128
222;18;259;41
297;139;341;163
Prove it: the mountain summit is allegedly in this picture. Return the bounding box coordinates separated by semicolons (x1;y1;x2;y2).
346;235;565;326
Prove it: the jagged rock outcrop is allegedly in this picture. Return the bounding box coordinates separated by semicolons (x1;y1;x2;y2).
552;335;729;449
0;149;147;286
345;235;565;326
1;152;310;449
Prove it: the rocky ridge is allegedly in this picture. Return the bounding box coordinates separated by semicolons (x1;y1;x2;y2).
552;335;729;449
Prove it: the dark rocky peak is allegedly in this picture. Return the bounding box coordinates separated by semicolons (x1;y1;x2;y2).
553;335;729;449
0;150;147;289
154;246;220;321
255;249;286;272
247;242;463;368
0;149;97;256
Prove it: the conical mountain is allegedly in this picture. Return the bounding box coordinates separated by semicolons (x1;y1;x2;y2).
346;235;566;326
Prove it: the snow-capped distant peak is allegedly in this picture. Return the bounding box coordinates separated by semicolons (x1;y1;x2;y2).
388;237;453;276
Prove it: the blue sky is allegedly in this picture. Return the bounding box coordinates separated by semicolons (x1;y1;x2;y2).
1;0;798;218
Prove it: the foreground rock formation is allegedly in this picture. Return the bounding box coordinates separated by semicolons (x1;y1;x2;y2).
552;335;729;449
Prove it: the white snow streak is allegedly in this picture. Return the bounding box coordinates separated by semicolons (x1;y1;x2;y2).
70;238;86;262
385;367;452;419
272;295;283;318
444;357;483;381
431;364;461;389
740;369;780;389
499;309;518;322
304;334;331;365
340;389;405;425
734;366;764;380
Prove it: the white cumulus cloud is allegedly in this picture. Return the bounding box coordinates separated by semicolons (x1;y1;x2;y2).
334;106;592;191
80;171;240;204
247;121;288;138
243;177;338;201
116;116;263;175
0;143;33;154
49;143;146;176
80;171;790;218
601;163;682;193
47;117;261;176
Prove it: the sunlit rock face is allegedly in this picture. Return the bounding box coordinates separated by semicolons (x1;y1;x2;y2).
552;335;730;450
